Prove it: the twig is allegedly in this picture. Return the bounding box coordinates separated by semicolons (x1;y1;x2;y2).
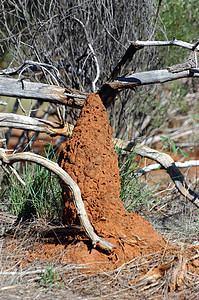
149;0;163;40
0;269;46;276
72;17;100;93
8;165;26;186
0;285;21;291
0;60;61;80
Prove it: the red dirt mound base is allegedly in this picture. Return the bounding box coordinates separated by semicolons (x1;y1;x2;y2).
58;93;165;267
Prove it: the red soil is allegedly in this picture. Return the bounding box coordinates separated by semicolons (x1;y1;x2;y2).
58;93;165;268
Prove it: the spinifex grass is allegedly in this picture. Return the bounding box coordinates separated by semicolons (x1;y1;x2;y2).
116;147;153;213
0;149;63;223
39;264;61;288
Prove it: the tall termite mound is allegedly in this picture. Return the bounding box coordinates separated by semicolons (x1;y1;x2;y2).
59;93;165;262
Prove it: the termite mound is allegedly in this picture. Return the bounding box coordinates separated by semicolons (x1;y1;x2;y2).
58;93;165;267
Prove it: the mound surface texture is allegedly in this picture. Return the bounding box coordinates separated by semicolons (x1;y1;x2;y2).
58;93;165;266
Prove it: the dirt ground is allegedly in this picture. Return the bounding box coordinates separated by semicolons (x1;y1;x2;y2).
1;93;199;299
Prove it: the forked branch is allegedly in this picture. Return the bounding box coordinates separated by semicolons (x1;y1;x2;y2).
0;149;115;252
72;17;100;93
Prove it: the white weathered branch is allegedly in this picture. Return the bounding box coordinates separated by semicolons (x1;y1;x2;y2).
72;17;100;93
0;149;115;252
176;160;199;168
1;69;198;109
0;101;7;106
113;139;199;207
131;40;199;51
108;69;199;90
135;160;199;178
0;113;73;136
0;77;87;108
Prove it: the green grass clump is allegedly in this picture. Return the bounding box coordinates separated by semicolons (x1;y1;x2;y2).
0;149;63;223
117;147;151;213
39;264;61;289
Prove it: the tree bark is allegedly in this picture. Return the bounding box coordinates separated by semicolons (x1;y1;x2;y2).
0;113;73;136
0;77;87;108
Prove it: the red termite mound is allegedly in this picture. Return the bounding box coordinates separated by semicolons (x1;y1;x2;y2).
58;93;165;266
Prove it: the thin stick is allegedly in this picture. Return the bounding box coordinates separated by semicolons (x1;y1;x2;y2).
72;17;100;93
131;39;199;51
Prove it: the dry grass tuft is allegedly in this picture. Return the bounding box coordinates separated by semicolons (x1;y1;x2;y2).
1;215;199;299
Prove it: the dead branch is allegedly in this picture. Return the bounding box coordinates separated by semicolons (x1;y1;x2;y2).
135;160;199;178
0;149;115;252
105;69;199;91
0;113;73;136
1;113;198;152
1;69;198;110
0;77;87;108
108;43;143;81
1;115;198;206
113;139;199;208
0;37;198;109
132;39;199;51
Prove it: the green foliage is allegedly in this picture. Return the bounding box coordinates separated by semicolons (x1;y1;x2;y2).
0;148;63;223
160;136;189;158
158;0;199;67
127;81;189;137
116;147;151;212
39;264;61;288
